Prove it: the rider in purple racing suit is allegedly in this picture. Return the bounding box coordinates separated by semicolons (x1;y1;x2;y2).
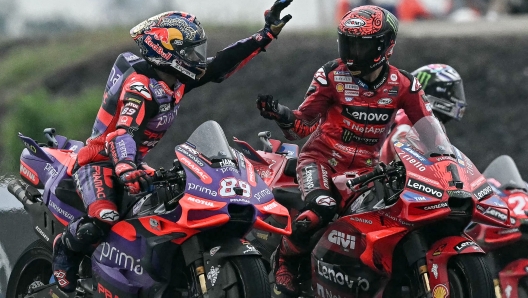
52;2;293;292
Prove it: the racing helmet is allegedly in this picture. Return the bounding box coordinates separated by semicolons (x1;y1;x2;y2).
412;64;467;123
130;11;207;81
338;5;399;77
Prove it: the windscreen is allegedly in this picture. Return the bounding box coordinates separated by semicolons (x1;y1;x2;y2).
404;116;454;157
186;120;235;160
483;155;527;191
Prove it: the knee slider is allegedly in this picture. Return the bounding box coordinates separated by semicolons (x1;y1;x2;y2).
75;217;110;247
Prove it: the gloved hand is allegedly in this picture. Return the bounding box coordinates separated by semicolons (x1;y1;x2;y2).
252;0;293;48
139;162;156;177
264;0;293;38
257;94;283;120
115;161;153;194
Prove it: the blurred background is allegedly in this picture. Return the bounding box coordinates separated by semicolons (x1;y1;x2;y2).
0;0;527;296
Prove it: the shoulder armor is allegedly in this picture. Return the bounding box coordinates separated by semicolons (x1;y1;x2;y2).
322;60;340;76
399;69;422;93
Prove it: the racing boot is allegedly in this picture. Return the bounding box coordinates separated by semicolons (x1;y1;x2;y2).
272;209;322;297
52;233;83;292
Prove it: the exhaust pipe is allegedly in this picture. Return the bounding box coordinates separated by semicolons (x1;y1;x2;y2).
7;179;40;207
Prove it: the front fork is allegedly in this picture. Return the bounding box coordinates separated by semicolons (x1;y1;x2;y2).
403;231;433;298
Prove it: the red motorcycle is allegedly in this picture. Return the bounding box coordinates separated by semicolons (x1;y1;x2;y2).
466;155;528;298
240;116;513;298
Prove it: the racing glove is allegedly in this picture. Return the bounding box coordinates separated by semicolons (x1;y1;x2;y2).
256;94;294;128
115;160;153;194
253;0;293;48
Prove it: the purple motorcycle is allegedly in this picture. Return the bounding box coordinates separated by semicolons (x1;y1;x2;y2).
6;120;292;298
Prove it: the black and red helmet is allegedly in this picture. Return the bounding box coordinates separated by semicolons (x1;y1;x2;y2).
338;5;399;77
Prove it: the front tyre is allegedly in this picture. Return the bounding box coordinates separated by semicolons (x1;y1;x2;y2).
225;256;270;298
6;240;53;298
446;254;494;298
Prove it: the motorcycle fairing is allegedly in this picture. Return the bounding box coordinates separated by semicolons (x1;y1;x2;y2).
233;137;271;165
498;258;528;298
425;235;485;296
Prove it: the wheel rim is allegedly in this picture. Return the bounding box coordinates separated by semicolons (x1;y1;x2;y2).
447;265;467;298
15;258;52;297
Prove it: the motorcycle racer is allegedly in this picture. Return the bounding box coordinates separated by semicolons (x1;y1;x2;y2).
52;1;293;293
380;63;468;164
256;5;434;296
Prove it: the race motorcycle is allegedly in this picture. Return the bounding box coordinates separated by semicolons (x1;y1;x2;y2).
239;115;513;297
466;155;528;298
6;120;292;298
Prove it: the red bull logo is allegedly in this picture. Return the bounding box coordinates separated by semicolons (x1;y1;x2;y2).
145;27;183;51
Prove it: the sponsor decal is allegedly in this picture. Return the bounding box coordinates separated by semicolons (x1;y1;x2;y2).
219;159;236;168
207;266;220;286
350;216;373;224
49;201;75;221
124;53;141;62
92;166;106;200
421;202;448;210
432;284;448;298
328;158;338;167
344;18;366;27
263;201;278;211
54;270;70;287
434;101;453;112
301;163;319;193
402;191;431;202
407;172;441;186
243;244;258;254
406;178;444;199
159;103;171;112
474;183;493;200
345;83;359;90
334;70;350;75
388;86;399;96
348;122;386;134
255;167;273;179
398;152;428;171
362;91;375;97
317;262;370;290
390;73;397;81
336;83;345;92
100;242;143;275
377;98;392;105
328;230;355;249
345;97;354;102
254;188;272;202
177;147;204;166
485;207;510;223
100;209;119;222
178;154;212;184
35;226;50;242
454;240;479;253
314;68;328;85
187;182;217;196
431;264;439;279
402;146;432;164
125;102;139;109
372;73;387;90
230;198;250;203
246;157;256;187
470;176;486;188
155;110;176;128
129;82;151;99
187;197;214;207
342;106;394;125
20;162;39;185
321;165;330;189
378;210;414;227
498;228;520;235
432;243;447;256
447;190;472;198
316;195;337;206
345;90;359;96
335;75;353;83
342;129;379;145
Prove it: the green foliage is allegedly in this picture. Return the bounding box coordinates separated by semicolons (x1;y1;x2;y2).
0;88;101;173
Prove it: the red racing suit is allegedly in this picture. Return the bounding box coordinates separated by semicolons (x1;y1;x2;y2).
277;59;434;214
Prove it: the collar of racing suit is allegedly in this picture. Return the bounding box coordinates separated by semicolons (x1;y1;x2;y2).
351;63;390;91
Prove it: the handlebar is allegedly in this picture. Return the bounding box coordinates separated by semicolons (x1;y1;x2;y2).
346;163;401;189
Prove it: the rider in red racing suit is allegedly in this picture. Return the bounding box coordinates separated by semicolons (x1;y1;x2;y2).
52;2;293;293
257;6;434;296
380;63;468;164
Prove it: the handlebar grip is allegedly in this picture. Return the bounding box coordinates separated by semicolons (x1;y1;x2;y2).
346;167;382;189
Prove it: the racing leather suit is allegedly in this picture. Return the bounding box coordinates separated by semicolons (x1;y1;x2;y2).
271;59;434;295
61;34;275;258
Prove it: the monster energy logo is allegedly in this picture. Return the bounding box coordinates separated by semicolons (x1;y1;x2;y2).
416;72;432;89
341;129;378;145
386;12;399;35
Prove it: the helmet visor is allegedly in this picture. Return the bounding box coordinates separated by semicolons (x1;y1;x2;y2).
338;34;385;66
179;41;207;64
